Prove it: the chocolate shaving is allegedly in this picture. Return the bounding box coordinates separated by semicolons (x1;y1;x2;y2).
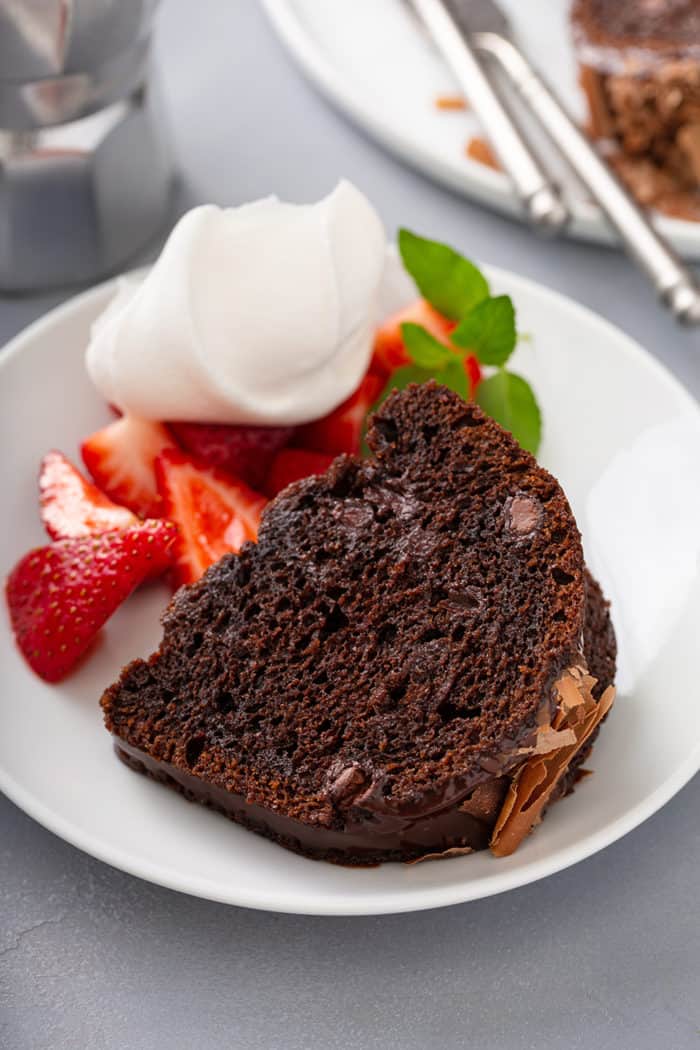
459;778;508;822
490;665;615;857
405;846;474;865
514;724;578;757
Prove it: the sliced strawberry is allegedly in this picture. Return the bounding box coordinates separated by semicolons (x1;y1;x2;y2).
372;298;482;395
81;418;177;519
372;299;455;376
5;519;178;683
39;450;137;541
465;353;482;395
265;449;335;498
167;421;294;490
155;449;267;587
295;372;385;457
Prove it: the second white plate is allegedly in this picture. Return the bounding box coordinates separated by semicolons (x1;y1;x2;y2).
263;0;700;257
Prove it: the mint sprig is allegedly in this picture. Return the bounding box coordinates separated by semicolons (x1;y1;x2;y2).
388;229;542;455
451;295;516;366
398;229;489;320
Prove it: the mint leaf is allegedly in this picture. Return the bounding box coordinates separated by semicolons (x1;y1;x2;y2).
440;359;470;400
401;324;469;398
476;370;542;454
398;229;490;320
451;295;516;366
401;323;454;369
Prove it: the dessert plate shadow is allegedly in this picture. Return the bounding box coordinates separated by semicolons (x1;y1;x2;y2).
1;255;699;915
263;0;700;258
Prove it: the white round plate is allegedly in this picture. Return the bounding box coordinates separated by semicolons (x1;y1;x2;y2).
1;255;699;915
263;0;700;258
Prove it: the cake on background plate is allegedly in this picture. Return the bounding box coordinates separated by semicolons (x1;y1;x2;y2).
572;0;700;219
102;383;616;865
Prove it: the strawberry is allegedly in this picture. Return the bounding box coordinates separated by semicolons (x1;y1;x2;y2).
265;449;335;498
465;353;482;395
5;520;178;683
295;372;385;457
39;450;137;541
167;421;294;490
155;449;267;587
372;298;482;394
81;418;177;518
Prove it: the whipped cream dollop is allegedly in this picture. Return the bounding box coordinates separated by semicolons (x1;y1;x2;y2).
86;181;386;425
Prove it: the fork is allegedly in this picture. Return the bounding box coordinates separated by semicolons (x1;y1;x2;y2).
408;0;700;326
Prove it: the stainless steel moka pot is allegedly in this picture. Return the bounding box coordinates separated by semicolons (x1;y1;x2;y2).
0;0;173;292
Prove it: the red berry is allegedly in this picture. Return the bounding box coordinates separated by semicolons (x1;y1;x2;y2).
155;449;267;588
6;520;178;683
167;421;294;490
265;449;335;497
81;418;177;519
39;449;137;541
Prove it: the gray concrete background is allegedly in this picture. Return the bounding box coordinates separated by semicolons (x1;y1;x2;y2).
1;3;699;1048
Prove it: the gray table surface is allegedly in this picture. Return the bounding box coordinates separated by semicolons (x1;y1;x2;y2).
2;3;699;1048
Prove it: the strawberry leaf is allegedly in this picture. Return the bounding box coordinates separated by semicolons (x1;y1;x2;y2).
451;295;517;366
476;370;542;454
398;229;490;320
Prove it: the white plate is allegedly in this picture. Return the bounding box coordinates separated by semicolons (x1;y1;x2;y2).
263;0;700;258
1;255;699;915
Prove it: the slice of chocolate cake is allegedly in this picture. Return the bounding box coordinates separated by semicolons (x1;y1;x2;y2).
102;383;616;864
572;0;700;219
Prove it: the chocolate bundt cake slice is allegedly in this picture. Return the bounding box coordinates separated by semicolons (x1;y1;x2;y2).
102;383;616;864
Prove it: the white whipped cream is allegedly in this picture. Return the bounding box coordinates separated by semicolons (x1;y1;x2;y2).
86;181;386;425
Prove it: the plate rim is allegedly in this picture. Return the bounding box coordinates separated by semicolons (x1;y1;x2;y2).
1;266;698;915
261;0;700;258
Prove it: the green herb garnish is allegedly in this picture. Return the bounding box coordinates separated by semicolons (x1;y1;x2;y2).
451;294;516;366
398;229;489;320
475;371;541;455
373;230;541;455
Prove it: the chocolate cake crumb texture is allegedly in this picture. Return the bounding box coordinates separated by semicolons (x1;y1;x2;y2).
102;382;616;863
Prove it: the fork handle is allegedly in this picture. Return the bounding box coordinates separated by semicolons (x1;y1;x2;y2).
408;0;569;233
476;31;700;326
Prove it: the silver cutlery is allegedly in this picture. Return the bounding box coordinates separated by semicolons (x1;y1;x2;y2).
408;0;700;326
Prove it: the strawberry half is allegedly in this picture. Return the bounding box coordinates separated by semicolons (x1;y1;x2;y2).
265;449;335;498
81;418;177;518
167;421;294;490
39;450;137;541
295;372;385;457
6;519;178;683
155;449;267;587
